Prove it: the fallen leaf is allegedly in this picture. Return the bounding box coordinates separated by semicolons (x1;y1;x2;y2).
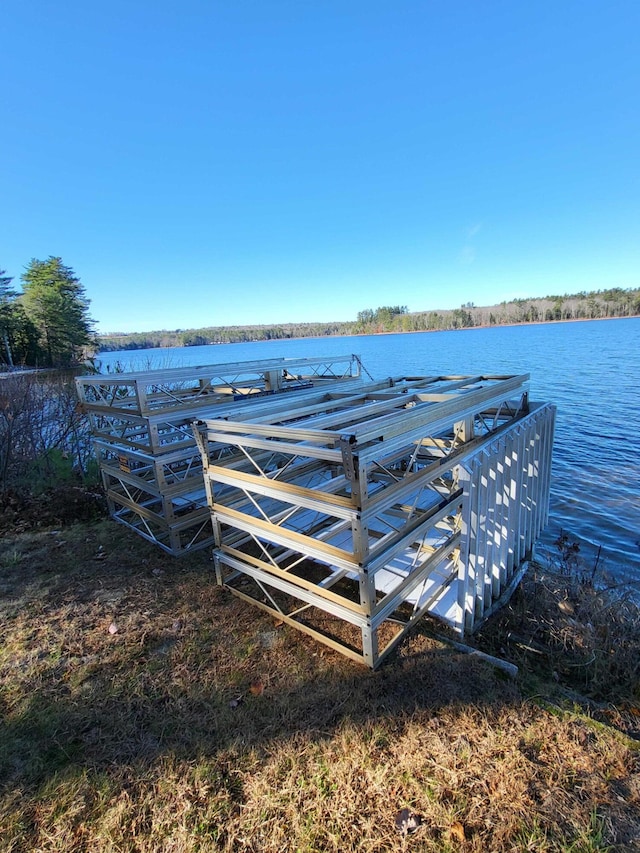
249;679;264;696
395;808;410;834
395;808;421;835
450;821;466;842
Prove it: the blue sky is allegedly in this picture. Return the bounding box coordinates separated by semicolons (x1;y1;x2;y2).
2;1;639;334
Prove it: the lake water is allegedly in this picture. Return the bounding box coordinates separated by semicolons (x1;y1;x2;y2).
96;318;640;585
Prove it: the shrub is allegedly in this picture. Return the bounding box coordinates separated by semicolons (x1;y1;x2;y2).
0;370;97;493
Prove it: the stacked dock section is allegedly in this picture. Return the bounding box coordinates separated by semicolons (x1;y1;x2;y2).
193;374;555;668
76;355;364;554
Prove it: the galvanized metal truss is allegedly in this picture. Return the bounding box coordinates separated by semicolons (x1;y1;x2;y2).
78;355;367;555
76;354;365;416
194;374;555;667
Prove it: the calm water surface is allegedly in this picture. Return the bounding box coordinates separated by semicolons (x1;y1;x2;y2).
97;318;640;583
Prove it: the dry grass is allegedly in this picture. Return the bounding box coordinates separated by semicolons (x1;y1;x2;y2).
476;540;640;739
1;514;639;852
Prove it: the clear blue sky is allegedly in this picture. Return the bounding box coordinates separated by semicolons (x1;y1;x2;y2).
2;1;639;334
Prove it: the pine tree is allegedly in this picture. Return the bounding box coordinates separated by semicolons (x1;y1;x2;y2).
20;257;95;367
0;269;17;367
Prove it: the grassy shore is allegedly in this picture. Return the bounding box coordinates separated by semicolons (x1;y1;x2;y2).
1;506;639;852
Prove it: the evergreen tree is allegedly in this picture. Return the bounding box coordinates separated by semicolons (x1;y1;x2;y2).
20;257;95;367
0;269;17;366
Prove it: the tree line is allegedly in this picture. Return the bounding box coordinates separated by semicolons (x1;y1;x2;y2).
0;258;95;368
352;289;640;333
2;256;638;364
98;288;640;351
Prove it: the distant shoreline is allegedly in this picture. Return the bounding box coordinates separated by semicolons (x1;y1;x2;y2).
96;312;640;351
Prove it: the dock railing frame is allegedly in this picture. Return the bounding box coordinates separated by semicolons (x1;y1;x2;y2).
194;373;555;667
76;355;365;417
77;355;366;554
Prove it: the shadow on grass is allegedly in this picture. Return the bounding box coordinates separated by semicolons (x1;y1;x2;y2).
2;521;639;852
1;614;519;791
1;519;516;784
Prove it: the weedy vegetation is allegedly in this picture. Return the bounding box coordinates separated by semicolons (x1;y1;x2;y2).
0;370;98;495
1;505;639;851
